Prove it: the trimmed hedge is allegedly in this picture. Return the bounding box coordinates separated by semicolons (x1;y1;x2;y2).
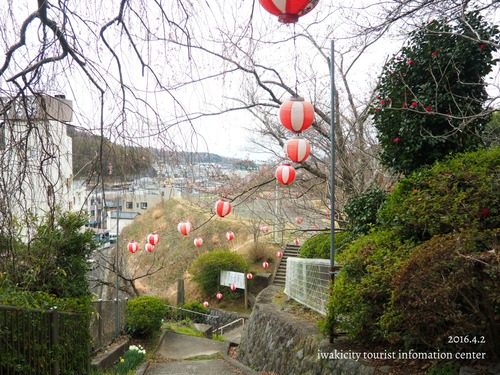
124;296;167;339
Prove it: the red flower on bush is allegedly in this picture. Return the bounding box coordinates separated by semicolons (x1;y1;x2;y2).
481;208;490;216
407;59;413;66
380;99;385;105
431;51;437;57
394;137;400;143
479;44;485;50
402;102;408;108
426;105;432;112
411;101;418;108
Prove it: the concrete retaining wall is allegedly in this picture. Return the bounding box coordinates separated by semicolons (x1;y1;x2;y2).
238;285;378;375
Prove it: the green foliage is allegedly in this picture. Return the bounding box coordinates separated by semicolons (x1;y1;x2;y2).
190;250;248;296
299;232;350;259
485;110;500;146
382;229;500;357
327;231;414;342
124;296;167;339
378;147;500;242
180;301;209;315
113;345;146;374
425;363;460;375
373;12;499;175
344;187;387;236
0;284;92;374
0;211;96;298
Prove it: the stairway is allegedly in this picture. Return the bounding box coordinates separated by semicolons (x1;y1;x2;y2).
272;243;301;286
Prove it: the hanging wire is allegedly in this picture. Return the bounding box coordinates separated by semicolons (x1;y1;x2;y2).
293;23;299;96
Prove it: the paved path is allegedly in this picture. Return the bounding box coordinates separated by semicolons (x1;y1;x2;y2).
143;359;247;375
136;331;258;375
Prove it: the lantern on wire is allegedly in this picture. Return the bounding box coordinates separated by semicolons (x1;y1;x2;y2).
259;0;319;24
215;199;232;218
177;221;192;236
194;237;203;247
230;284;237;291
279;96;314;133
276;163;296;185
246;273;253;280
262;261;269;269
128;240;139;254
294;238;300;246
216;292;223;300
276;251;283;258
260;226;269;233
203;301;209;308
145;243;155;253
225;231;235;241
147;231;160;246
295;217;303;224
285;138;311;163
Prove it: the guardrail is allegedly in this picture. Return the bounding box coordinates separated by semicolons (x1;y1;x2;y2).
213;317;246;336
164;304;220;332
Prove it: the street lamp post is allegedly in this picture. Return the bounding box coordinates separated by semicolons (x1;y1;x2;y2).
329;40;336;343
115;197;120;340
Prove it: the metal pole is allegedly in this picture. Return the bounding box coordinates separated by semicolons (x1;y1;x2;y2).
115;198;120;339
329;40;336;343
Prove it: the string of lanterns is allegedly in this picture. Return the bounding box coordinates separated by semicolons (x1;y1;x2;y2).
124;0;321;305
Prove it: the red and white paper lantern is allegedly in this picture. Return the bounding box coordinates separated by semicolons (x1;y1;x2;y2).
225;231;235;241
279;96;314;133
259;0;319;24
128;240;139;254
246;273;253;280
276;164;296;185
294;238;300;246
145;243;155;253
295;217;303;224
177;221;192;236
216;292;223;300
215;199;232;218
262;261;269;269
260;226;269;233
285;138;311;163
147;232;160;246
230;284;237;291
276;251;283;258
194;237;203;247
203;301;209;308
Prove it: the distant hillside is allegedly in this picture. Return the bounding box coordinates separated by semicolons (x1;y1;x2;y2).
68;128;254;181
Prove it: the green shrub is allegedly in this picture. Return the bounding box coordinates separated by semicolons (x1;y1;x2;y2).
299;231;350;259
190;250;248;296
378;147;500;242
326;230;414;342
382;229;500;358
124;296;167;339
344;187;387;236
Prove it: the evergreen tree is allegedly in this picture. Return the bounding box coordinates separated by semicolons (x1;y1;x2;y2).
373;12;499;175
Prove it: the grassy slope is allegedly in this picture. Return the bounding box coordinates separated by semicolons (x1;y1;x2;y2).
120;198;279;305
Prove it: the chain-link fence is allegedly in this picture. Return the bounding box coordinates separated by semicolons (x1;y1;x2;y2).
284;257;332;315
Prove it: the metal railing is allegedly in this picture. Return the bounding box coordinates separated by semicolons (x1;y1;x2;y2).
164;304;220;332
214;317;245;336
0;305;91;375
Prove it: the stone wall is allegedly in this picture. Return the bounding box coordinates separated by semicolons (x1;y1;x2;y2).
238;285;378;375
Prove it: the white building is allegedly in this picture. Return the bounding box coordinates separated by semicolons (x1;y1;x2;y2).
0;94;73;239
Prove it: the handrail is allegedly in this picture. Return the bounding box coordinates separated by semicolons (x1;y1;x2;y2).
214;317;245;336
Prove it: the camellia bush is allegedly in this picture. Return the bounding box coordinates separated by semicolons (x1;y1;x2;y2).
373;12;499;175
